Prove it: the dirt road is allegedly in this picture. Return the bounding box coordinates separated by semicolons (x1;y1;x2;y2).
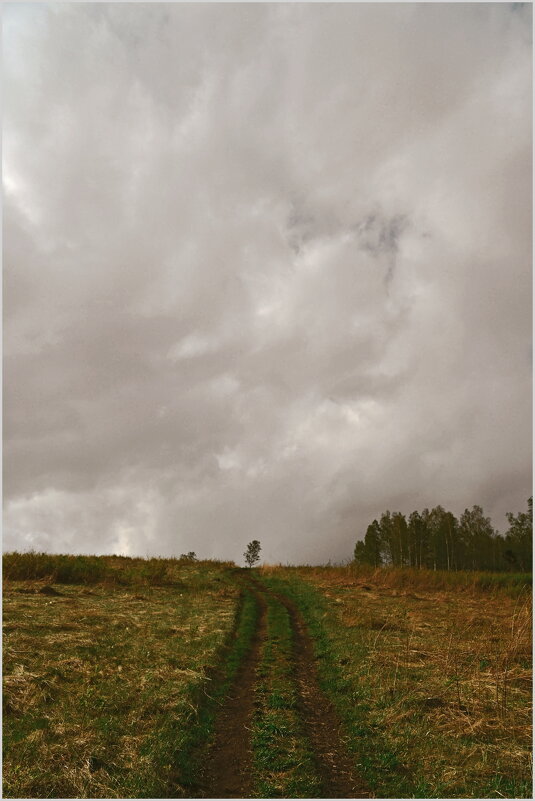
195;576;369;799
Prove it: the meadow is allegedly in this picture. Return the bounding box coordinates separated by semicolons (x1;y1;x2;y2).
3;552;532;798
260;564;532;798
3;554;242;798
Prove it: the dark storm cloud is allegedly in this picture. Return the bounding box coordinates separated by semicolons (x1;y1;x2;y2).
3;2;532;563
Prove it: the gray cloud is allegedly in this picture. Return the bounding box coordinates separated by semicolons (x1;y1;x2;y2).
3;2;532;564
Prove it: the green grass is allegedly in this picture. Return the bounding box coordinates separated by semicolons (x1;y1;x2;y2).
260;566;532;798
250;590;322;798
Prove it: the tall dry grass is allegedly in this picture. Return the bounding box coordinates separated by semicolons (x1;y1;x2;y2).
261;564;532;796
3;551;235;587
260;562;531;596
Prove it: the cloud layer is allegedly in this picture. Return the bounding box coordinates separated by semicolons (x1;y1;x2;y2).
3;3;532;564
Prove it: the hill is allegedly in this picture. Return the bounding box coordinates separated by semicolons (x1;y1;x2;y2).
3;553;532;798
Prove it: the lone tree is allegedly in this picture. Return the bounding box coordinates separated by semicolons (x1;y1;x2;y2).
244;540;261;568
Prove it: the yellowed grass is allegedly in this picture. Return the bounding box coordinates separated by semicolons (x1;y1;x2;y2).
267;565;532;797
3;563;240;799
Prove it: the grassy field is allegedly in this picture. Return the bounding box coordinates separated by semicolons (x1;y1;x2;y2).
260;565;532;798
3;552;532;798
3;555;243;798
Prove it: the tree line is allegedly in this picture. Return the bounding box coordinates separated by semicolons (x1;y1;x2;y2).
354;498;532;572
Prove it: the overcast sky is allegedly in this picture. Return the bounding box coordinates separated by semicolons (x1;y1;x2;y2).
3;2;532;565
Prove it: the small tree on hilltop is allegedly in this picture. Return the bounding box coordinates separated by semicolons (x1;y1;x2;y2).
244;540;261;568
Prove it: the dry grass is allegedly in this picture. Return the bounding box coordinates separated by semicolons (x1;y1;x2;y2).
261;562;531;595
3;561;240;799
262;565;532;797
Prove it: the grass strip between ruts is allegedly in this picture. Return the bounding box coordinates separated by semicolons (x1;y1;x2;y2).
251;591;322;798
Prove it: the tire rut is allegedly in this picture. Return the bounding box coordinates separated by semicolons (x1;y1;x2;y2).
195;587;267;799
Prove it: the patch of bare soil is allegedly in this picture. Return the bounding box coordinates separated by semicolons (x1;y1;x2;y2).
276;592;371;799
196;589;267;799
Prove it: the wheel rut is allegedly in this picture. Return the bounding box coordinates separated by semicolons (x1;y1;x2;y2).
195;587;267;799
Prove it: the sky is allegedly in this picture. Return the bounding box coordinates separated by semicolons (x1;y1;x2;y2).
3;2;532;565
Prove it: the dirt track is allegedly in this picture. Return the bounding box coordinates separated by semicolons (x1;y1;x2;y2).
197;588;267;798
196;576;369;799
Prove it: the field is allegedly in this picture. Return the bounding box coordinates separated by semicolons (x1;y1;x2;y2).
3;553;532;799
